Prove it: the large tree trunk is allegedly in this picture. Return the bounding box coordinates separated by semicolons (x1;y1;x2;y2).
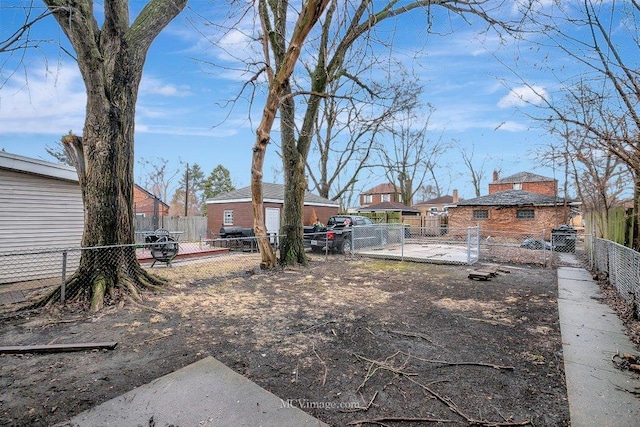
253;0;330;269
279;82;308;265
40;0;187;310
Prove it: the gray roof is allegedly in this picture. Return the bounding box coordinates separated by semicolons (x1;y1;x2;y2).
492;171;554;184
0;151;78;182
452;189;570;207
205;182;339;207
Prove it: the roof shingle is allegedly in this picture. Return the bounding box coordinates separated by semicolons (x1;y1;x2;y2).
205;183;339;207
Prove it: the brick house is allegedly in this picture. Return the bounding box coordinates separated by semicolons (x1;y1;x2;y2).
133;184;169;219
488;171;557;196
205;183;340;237
360;183;404;207
448;190;575;238
412;190;459;216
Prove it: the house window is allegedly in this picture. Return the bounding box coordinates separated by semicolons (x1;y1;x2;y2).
223;210;234;225
381;194;391;202
513;183;522;190
364;194;373;204
473;209;489;219
516;209;535;219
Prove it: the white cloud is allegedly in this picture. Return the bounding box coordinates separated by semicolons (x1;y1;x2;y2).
0;63;86;135
141;76;192;97
497;85;548;108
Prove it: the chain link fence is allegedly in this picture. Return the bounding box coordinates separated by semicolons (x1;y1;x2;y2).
0;237;270;310
0;224;603;310
587;235;640;319
348;224;480;265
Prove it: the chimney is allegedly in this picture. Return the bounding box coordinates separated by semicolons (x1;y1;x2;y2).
452;189;459;203
492;170;499;182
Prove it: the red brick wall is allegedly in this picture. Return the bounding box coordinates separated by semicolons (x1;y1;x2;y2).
360;192;402;206
207;202;339;237
448;205;570;239
489;180;557;196
133;186;169;217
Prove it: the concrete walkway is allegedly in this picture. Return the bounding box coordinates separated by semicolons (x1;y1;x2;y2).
558;267;640;427
58;356;327;427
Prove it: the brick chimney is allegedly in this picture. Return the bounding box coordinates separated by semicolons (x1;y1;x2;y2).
452;189;459;203
492;170;499;182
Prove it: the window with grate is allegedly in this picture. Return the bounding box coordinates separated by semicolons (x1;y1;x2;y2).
516;209;535;219
473;209;489;219
223;210;234;225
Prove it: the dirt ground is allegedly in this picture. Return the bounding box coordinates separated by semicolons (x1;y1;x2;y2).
0;256;574;426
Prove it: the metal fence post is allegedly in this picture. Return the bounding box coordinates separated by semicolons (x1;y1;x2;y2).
542;229;547;267
61;251;67;303
401;223;405;261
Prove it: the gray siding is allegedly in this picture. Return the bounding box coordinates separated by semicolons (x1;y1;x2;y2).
0;169;84;284
0;168;84;251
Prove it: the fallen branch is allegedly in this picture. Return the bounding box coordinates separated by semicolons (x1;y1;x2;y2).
354;352;416;391
141;332;174;345
312;343;328;386
353;351;529;427
387;329;439;346
400;351;515;370
0;342;117;354
288;320;337;335
347;416;458;425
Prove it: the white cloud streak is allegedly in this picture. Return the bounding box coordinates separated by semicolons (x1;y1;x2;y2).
497;85;549;108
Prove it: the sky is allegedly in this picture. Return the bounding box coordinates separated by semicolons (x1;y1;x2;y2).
0;1;593;204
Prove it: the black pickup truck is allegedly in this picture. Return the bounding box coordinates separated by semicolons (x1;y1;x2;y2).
306;215;387;254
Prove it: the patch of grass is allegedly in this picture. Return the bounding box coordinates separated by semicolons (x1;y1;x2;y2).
360;259;425;273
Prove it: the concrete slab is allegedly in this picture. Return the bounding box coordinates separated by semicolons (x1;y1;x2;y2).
357;243;470;264
59;356;328;427
558;267;640;427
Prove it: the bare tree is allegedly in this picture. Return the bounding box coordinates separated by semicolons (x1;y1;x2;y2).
210;1;530;266
273;0;527;266
252;0;331;268
375;99;448;206
537;89;631;238
456;141;490;198
23;0;188;310
521;1;640;245
137;157;182;204
306;64;425;203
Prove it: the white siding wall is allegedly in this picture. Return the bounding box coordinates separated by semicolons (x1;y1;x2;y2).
0;169;84;284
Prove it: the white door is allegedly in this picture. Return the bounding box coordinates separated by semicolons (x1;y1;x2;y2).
265;208;280;242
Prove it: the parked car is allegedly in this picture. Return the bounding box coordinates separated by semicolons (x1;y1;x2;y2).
307;215;387;254
520;238;553;250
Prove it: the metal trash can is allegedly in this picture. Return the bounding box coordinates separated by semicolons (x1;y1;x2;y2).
551;225;577;253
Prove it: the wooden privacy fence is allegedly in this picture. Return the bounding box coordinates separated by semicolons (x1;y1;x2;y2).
134;216;207;242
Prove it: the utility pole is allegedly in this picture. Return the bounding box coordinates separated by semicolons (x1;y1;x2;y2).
184;163;189;217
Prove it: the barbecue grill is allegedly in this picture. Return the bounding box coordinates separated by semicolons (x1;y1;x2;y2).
148;229;179;266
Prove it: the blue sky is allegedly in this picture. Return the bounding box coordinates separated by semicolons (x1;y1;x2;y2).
0;1;578;203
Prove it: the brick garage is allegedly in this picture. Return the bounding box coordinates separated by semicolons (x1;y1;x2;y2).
206;183;339;237
448;189;577;239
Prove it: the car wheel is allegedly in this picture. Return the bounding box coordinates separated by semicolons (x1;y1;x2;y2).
340;238;352;255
